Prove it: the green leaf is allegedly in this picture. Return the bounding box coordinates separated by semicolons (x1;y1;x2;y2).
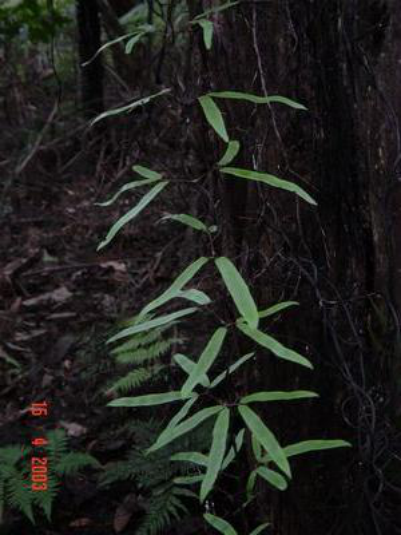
283;439;352;459
108;391;192;407
142;257;208;315
259;301;299;319
148;405;222;452
208;91;307;110
247;470;257;500
96;177;161;207
170;452;208;466
181;327;227;396
174;475;204;485
249;523;271;535
193;1;239;20
197;19;213;50
97;181;168;250
215;257;259;329
91;88;171;126
132;165;163;180
173;353;210;387
241;391;318;404
218;140;240;166
237;323;313;369
198;96;229;142
82;32;135;66
256;466;288;491
221;428;245;470
210;352;254;388
252;434;263;462
238;405;291;477
160;213;211;233
221;167;316;206
108;308;198;343
125;32;144;54
177;289;211;306
164;397;198;432
204;513;238;535
201;407;230;502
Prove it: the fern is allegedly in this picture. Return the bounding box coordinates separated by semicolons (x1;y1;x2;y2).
135;485;189;535
116;337;179;365
107;366;162;394
111;324;175;354
106;317;180;395
0;430;99;524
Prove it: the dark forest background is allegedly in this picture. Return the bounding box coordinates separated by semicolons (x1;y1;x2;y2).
0;1;401;534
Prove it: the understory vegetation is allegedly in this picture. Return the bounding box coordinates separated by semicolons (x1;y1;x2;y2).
0;1;400;535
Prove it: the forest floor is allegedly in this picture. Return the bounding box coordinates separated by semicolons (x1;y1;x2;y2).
0;107;187;533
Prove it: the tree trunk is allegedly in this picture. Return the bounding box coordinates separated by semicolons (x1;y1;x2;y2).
76;0;104;118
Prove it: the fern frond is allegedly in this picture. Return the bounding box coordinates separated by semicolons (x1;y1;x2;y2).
115;338;179;366
45;429;68;466
111;325;175;355
107;367;159;394
5;467;34;523
99;460;138;487
0;445;26;465
135;486;188;535
32;476;59;521
54;452;101;476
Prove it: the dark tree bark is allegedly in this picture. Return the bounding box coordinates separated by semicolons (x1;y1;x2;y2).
76;0;104;118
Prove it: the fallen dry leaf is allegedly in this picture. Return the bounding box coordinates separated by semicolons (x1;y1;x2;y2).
22;286;72;307
69;518;92;528
60;421;87;438
113;494;139;533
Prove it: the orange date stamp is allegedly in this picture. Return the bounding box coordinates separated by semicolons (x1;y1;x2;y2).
29;402;49;491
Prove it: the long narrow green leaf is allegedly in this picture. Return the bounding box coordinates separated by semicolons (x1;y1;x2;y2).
181;327;227;396
208;91;307;110
283;439;351;459
198;96;229;142
241;391;318;404
174;475;204;485
218;140;240;166
98;181;168;250
170;452;208;466
197;19;213;49
173;353;210;387
256;466;288;491
164;397;198;432
91;88;171;126
96;177;161;207
108;391;191;407
108;308;198;343
193;1;239;20
160;213;211;232
201;407;230;502
204;513;238;535
221;428;245;470
132;165;163;180
148;405;222;453
125;32;144;54
210;352;254;389
238;405;291;477
259;301;299;319
237;323;313;369
215;257;259;329
177;289;211;306
252;434;263;462
247;470;257;500
142;257;208;315
221;167;316;206
249;523;271;535
82;32;135;66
